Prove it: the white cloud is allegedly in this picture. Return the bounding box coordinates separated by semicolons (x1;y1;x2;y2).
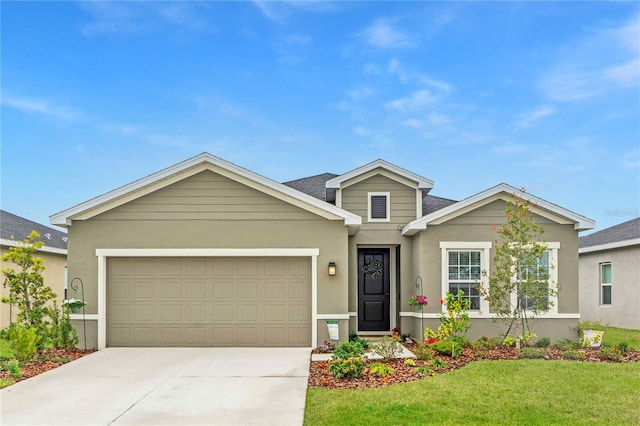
347;87;374;102
386;90;437;111
515;104;556;129
2;96;80;121
253;1;335;24
493;142;529;155
540;14;639;102
401;112;450;129
360;20;415;49
352;126;372;137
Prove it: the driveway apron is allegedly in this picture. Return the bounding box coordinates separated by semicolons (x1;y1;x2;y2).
0;347;310;426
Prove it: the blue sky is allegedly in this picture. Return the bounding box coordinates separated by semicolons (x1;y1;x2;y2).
2;1;638;234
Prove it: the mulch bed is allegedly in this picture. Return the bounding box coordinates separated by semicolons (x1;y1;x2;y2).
309;344;640;389
0;348;95;384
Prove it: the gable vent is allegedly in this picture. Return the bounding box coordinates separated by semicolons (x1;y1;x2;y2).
370;195;388;219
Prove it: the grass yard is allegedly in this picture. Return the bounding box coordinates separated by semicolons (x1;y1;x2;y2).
602;326;640;350
305;360;640;425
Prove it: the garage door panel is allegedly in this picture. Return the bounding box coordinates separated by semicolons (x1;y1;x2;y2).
107;257;311;347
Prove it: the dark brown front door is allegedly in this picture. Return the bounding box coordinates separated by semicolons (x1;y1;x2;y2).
358;248;390;331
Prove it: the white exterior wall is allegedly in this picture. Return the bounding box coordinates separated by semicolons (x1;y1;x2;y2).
579;244;640;329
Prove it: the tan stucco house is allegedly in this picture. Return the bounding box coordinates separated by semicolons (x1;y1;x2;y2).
50;153;595;349
579;217;639;330
1;210;68;328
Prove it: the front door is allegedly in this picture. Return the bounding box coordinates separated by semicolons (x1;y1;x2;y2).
357;248;390;331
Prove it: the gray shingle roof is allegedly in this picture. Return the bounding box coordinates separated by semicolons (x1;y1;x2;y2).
423;194;458;215
283;173;338;201
283;173;457;215
0;210;67;250
579;217;640;248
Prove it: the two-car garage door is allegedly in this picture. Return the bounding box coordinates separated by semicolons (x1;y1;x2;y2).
107;257;311;347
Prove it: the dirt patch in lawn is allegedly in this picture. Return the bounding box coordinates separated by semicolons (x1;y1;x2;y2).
308;344;640;389
1;348;95;385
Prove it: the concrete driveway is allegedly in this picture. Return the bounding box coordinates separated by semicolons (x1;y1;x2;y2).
1;347;310;425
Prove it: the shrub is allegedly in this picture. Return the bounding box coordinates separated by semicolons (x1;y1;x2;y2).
519;332;537;347
348;335;370;350
472;336;501;350
618;342;629;354
432;358;448;369
502;336;516;347
369;362;394;377
403;358;416;366
430;340;463;359
332;341;364;360
519;348;549;359
2;325;38;361
553;338;580;351
328;357;366;379
451;335;470;347
3;359;22;379
414;366;434;375
599;344;624;361
536;337;551;347
562;350;586;360
414;343;435;360
370;336;401;360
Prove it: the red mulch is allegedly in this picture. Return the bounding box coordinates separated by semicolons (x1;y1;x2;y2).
0;348;95;384
308;344;640;389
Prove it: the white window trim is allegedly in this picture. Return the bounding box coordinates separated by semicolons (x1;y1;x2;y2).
509;242;560;316
600;262;612;306
440;242;492;314
367;192;390;222
94;248;319;350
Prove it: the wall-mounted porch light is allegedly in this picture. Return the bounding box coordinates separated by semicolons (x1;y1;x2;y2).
328;262;337;276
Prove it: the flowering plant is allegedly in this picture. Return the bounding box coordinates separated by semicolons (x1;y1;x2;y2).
408;294;428;307
318;340;335;353
63;298;87;308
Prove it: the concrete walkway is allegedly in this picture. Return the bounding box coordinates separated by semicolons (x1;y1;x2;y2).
1;348;310;426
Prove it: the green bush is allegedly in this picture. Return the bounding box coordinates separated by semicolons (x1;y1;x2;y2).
553;338;580;351
332;341;364;360
414;343;435;360
328;357;366;379
451;335;470;347
519;348;549;359
0;339;15;361
414;365;434;375
3;359;22;379
403;358;416;366
432;358;448;369
2;325;38;361
348;335;370;350
562;350;586;360
472;336;501;350
502;336;515;347
536;337;551;347
369;336;401;360
430;340;463;359
0;378;15;389
369;362;394;377
599;345;624;361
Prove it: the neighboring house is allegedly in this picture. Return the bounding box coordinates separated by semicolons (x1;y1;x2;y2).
50;153;594;349
1;210;68;328
579;217;640;330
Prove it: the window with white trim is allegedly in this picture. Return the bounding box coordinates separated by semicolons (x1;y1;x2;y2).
600;263;611;305
440;242;492;312
368;192;390;222
511;242;560;314
519;250;550;310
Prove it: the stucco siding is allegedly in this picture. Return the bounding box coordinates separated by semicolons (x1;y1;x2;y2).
579;245;639;329
1;248;67;328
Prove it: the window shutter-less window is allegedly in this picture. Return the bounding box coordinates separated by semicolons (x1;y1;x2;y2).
370;195;387;219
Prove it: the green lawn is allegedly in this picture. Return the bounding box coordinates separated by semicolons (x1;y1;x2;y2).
305;360;640;425
602;326;640;350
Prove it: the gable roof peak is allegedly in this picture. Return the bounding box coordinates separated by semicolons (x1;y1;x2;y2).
325;159;434;190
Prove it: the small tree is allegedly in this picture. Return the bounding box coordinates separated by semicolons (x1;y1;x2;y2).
480;192;557;349
1;231;76;350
